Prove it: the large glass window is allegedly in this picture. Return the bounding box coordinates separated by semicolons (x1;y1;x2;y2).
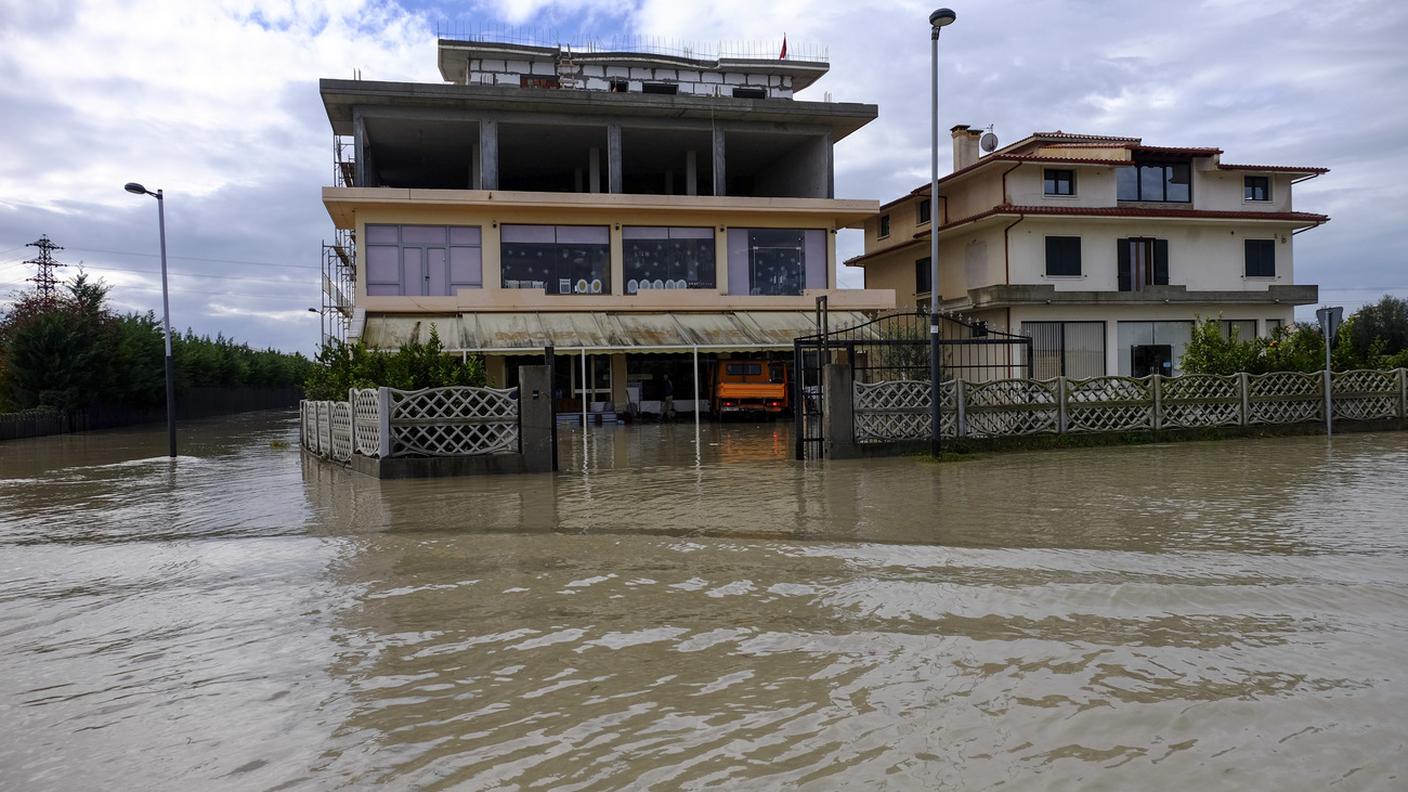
1024;321;1106;379
1118;238;1169;291
1116;162;1192;202
1245;175;1271;201
747;229;805;295
1117;320;1194;376
501;225;609;294
1245;239;1276;277
365;224;481;297
622;227;715;293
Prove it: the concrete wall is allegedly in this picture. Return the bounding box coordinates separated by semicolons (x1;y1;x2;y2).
1003;217;1296;292
752;134;831;198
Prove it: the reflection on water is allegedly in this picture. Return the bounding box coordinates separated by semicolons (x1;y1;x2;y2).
2;412;1407;789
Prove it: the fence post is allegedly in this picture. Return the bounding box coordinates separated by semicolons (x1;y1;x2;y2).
347;388;358;456
377;387;393;458
1056;375;1068;434
322;402;334;457
1399;368;1407;419
1240;372;1250;426
1151;374;1163;431
955;379;968;438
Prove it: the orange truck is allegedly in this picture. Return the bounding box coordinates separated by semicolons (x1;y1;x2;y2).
713;360;790;415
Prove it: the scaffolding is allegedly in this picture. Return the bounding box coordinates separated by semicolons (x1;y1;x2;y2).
334;134;356;187
319;226;355;348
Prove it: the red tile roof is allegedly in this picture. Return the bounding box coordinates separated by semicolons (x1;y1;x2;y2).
1131;144;1223;156
1218;163;1330;175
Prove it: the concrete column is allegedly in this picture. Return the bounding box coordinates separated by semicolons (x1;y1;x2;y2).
588;147;601;193
352;112;366;187
607;123;622;194
610;354;628;410
711;127;726;196
714;227;728;294
686;150;698;196
823;362;858;459
609;224;624;295
486;356;507;388
479;119;498;190
517;365;555;473
824;131;835;199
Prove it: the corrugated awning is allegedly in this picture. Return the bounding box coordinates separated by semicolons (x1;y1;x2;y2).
358;311;873;354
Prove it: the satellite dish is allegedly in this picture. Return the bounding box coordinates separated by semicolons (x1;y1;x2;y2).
980;131;999;153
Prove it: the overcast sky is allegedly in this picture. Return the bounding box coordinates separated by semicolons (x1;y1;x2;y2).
2;0;1404;354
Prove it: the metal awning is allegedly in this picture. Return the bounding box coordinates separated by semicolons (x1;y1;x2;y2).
358;310;873;354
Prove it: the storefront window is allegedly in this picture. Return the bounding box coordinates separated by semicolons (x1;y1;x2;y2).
622;227;715;292
365;225;481;297
501;225;610;295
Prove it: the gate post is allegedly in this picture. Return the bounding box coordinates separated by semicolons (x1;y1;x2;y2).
793;341;805;460
822;362;858;459
517;365;554;473
1151;374;1163;431
1056;375;1068;434
377;387;393;458
1240;371;1250;426
955;379;968;438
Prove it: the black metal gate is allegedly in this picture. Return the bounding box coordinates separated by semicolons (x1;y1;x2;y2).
792;309;1033;459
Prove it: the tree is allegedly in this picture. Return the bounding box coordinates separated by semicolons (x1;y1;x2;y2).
1179;319;1264;375
1346;295;1408;363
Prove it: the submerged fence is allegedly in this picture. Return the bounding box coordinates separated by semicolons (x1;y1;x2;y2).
301;385;520;462
850;368;1408;444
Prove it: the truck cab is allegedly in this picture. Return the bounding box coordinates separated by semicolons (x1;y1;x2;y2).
714;360;790;416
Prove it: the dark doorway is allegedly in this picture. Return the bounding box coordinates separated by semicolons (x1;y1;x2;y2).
1131;344;1173;377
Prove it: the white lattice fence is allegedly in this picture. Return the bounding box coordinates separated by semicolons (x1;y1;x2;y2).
299;401;311;449
351;388;382;457
316;401;333;455
1332;369;1399;421
965;378;1058;437
330;402;353;462
388;386;520;457
1248;372;1321;425
1065;377;1154;432
1161;374;1242;429
853;380;929;443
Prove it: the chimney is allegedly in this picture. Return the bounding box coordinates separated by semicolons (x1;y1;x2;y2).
951;124;981;172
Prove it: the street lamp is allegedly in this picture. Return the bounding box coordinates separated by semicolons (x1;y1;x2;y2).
929;8;955;457
125;182;176;458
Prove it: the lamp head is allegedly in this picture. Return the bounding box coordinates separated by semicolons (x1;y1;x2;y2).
930;7;957;28
124;182;149;196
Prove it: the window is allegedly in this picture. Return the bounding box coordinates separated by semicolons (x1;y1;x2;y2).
1117;237;1169;291
878;214;891;239
915;257;932;295
917;198;932;225
501;225;610;294
1117;321;1194;376
725;228;824;295
1043;169;1076;196
1116;162;1192;202
1244;175;1271;201
641;82;678;95
365;225;482;297
623;227;715;292
609;78;628;92
1244;239;1276;277
1044;236;1082;276
1024;321;1106;379
745;229;807;295
731;86;766;99
725;362;763;376
523;76;560;90
1219;319;1257;340
1266;318;1283;335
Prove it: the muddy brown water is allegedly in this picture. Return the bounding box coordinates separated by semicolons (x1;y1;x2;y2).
2;412;1406;790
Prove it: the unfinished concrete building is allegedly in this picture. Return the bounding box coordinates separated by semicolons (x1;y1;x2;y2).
318;38;893;416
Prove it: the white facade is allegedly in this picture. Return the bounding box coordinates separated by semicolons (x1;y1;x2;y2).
850;129;1328;378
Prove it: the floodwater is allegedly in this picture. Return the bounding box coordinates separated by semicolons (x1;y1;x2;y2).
2;413;1407;791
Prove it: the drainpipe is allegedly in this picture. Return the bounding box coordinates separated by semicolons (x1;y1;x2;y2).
998;161;1026;285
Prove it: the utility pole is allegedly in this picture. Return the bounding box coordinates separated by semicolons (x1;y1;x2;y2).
24;235;66;301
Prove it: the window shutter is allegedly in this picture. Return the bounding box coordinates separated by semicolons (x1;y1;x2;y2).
1117;239;1131;291
1154;239;1169;285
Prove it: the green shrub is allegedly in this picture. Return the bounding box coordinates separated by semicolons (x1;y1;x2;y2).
303;325;485;400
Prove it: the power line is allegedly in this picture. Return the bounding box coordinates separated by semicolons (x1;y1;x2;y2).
61;245;319;271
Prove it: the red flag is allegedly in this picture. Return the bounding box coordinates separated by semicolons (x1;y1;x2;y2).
779;34;787;60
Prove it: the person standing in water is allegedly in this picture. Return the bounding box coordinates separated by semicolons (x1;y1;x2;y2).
661;374;674;420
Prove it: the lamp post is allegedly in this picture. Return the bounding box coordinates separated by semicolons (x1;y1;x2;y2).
125;182;176;458
929;8;956;458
